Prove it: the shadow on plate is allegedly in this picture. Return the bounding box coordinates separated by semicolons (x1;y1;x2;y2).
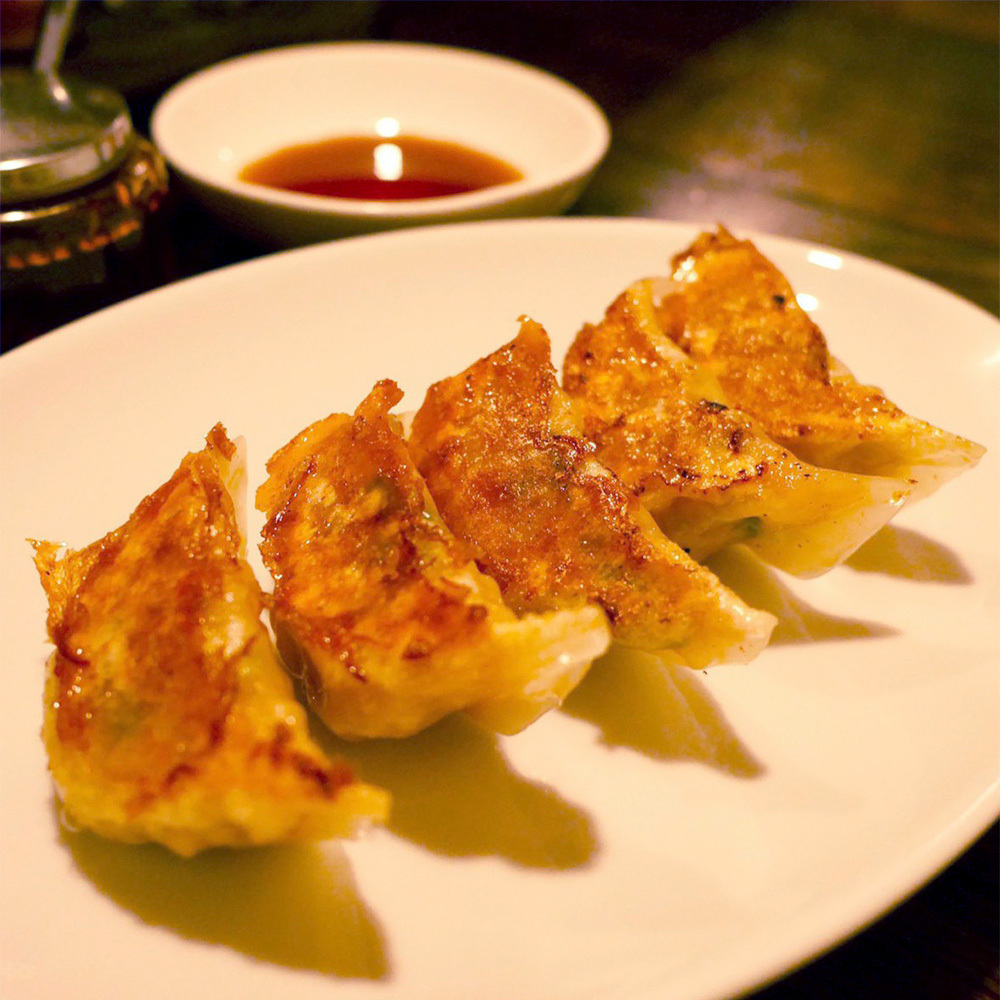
562;645;763;778
706;546;900;645
845;524;972;583
319;715;596;871
63;823;389;979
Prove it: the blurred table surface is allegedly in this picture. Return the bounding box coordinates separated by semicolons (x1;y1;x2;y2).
2;2;997;998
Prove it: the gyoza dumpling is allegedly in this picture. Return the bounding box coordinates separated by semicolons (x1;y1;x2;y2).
32;426;388;857
407;319;776;668
654;227;985;500
563;280;910;577
257;380;609;740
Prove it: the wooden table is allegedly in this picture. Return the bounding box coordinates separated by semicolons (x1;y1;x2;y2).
3;3;997;998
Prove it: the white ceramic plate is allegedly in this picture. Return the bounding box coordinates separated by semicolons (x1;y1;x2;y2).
151;43;610;245
2;219;997;1000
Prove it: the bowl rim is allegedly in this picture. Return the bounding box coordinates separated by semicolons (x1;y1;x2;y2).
150;40;611;221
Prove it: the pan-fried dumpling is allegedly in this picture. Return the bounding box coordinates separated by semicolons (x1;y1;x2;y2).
563;280;909;577
257;379;609;740
31;426;388;857
654;227;985;500
407;319;775;668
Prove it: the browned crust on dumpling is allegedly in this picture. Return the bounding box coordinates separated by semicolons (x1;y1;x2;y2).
32;426;385;854
257;380;609;737
259;380;492;675
408;319;774;665
659;227;906;442
655;227;984;492
563;283;909;575
565;287;791;497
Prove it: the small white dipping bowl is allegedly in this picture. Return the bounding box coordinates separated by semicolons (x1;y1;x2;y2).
151;41;610;246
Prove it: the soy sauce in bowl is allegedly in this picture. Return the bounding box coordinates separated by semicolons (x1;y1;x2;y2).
239;134;523;202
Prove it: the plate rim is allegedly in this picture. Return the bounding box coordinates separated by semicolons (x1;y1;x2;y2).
5;217;999;377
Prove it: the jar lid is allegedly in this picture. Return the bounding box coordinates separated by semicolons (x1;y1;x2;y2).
0;68;134;205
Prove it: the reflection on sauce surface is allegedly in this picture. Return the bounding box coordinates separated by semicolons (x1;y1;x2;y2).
239;135;523;202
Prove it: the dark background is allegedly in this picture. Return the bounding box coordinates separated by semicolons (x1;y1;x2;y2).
3;1;997;350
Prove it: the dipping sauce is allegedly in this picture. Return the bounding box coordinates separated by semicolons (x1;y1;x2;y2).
239;134;523;201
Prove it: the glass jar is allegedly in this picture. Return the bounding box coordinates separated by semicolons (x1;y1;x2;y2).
1;68;170;350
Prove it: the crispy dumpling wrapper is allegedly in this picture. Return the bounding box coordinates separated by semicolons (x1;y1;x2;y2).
654;227;985;500
563;280;910;577
32;426;388;857
257;380;609;740
408;319;775;668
